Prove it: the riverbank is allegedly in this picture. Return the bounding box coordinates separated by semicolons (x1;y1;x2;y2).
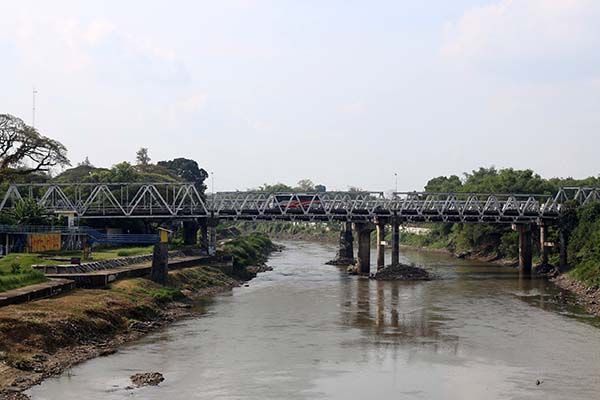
0;234;276;399
552;274;600;317
400;243;519;267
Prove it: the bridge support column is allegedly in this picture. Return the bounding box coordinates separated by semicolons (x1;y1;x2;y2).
376;219;386;270
328;222;354;265
391;218;400;266
559;228;569;271
539;222;549;266
354;222;375;275
82;236;91;261
182;220;199;246
199;221;209;254
514;224;532;273
151;242;168;285
206;218;219;256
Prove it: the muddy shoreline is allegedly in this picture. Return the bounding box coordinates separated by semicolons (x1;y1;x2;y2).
399;244;519;267
552;275;600;318
0;277;245;399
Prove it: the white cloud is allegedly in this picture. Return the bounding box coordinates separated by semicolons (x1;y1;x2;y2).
441;0;600;80
0;9;186;82
178;93;208;113
338;101;366;115
83;19;117;45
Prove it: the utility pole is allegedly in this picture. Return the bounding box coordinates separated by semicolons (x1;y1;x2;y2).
211;171;215;210
32;87;38;128
394;172;398;194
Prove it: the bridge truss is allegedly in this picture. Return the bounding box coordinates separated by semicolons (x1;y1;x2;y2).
0;183;599;224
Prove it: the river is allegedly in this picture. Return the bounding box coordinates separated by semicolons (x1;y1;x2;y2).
28;241;600;399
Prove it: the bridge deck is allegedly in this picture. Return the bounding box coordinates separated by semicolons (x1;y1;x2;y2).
1;183;598;223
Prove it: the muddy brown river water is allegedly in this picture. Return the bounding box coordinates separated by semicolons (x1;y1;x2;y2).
28;241;600;399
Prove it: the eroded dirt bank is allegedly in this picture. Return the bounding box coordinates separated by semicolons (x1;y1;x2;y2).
0;265;244;398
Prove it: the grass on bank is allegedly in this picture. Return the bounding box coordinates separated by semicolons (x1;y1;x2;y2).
0;233;276;379
0;245;154;293
221;233;275;267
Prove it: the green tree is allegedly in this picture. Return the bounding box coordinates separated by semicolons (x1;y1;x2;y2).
425;175;462;192
9;199;51;225
297;179;315;191
0;114;70;179
78;156;93;167
136;147;151;165
157;158;209;194
257;183;295;192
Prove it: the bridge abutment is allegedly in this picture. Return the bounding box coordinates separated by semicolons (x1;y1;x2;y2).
513;224;533;273
391;218;400;266
376;219;387;270
354;222;375;275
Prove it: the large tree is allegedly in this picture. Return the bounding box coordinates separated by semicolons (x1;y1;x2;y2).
136;147;151;165
157;157;209;194
0;114;69;178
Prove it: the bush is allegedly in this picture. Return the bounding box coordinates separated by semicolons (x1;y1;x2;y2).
568;202;600;286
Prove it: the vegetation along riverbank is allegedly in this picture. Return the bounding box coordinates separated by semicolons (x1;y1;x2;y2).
0;233;276;398
236;169;600;312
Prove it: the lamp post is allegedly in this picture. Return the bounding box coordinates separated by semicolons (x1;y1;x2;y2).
394;172;398;194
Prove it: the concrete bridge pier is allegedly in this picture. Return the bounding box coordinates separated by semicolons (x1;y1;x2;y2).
206;218;219;256
354;222;375;275
513;224;533;273
182;220;199;246
375;219;387;270
199;218;218;256
391;218;400;266
332;221;354;264
539;222;549;266
559;228;569;271
199;221;208;254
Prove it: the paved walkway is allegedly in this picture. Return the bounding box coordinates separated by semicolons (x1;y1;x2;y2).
45;256;207;288
0;279;75;307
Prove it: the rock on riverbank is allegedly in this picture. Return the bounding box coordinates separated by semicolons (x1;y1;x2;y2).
552;274;600;317
374;264;431;281
130;372;164;387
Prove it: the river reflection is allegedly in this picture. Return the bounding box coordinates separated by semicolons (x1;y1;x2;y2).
28;241;600;400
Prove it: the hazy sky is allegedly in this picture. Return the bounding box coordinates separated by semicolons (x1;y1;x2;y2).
1;0;599;192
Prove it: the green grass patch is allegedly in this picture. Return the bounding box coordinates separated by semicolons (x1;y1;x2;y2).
0;245;153;293
0;254;54;292
0;269;47;292
222;233;274;267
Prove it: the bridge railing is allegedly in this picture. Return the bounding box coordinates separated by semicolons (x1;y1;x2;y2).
1;183;599;221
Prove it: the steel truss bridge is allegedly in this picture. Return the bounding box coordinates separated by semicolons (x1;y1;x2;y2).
0;183;599;224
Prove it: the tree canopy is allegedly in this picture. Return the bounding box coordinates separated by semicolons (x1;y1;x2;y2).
136;147;150;165
157;158;209;193
0;114;69;179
